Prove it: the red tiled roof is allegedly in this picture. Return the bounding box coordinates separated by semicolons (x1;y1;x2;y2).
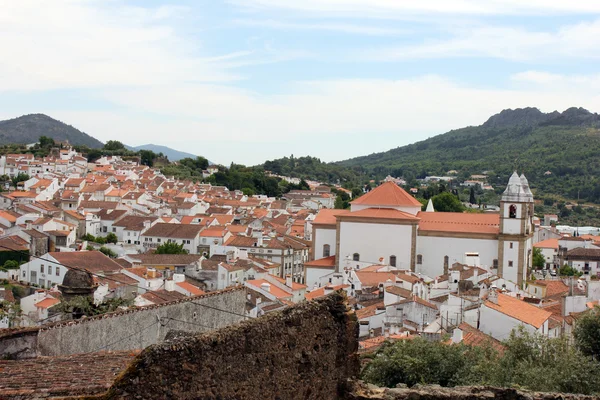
417;211;499;234
176;281;205;296
485;294;552;328
304;256;336;268
351;181;422;207
0;351;137;398
534;238;559;250
305;284;349;301
246;279;292;299
312;209;350;225
457;323;504;353
35;297;60;309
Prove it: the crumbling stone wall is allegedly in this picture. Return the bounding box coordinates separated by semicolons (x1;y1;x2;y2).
346;382;599;400
0;287;246;358
99;292;359;400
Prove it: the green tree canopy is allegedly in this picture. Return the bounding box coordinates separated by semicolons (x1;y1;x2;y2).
11;173;30;187
155;241;189;254
105;232;118;244
431;191;465;212
103;140;125;151
574;307;600;359
532;247;545;269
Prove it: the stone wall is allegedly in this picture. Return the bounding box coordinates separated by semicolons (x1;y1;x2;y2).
0;286;246;358
98;292;359;400
346;382;599;400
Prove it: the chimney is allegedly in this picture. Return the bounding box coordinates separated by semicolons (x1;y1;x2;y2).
323;285;334;296
488;286;499;304
261;282;271;293
165;280;175;292
172;273;185;283
473;268;479;282
285;274;293;288
147;268;157;279
257;236;263;247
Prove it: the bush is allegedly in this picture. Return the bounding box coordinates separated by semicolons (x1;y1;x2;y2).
362;329;600;395
82;234;96;242
105;232;118;244
155;241;188;254
95;236;107;245
3;260;19;270
99;246;117;258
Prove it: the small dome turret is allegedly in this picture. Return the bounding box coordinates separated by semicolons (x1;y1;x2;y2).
502;171;533;203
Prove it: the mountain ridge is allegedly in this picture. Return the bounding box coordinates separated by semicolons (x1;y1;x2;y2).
125;144;199;162
0;114;104;148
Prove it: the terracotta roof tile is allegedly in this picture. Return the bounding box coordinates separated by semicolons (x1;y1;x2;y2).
533;238;559;250
351;181;422;207
417;211;499;234
485;293;552;329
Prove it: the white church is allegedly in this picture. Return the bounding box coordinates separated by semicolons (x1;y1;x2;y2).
306;172;534;289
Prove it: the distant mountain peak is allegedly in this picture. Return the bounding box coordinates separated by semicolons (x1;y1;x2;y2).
482;107;599;130
0;114;104;148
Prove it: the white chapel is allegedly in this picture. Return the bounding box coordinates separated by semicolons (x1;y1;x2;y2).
306;172;534;289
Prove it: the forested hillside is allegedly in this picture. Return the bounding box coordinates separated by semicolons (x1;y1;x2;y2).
0;114;104;148
261;107;600;204
337;107;600;202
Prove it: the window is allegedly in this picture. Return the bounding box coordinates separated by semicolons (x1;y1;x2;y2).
417;254;423;265
493;259;498;269
40;264;44;273
112;227;116;233
186;240;191;244
509;242;513;249
22;270;25;277
323;244;331;257
353;253;360;261
444;256;449;271
56;268;60;276
103;226;107;233
389;255;397;267
509;204;517;219
157;238;161;243
127;232;131;236
508;261;513;267
48;266;52;275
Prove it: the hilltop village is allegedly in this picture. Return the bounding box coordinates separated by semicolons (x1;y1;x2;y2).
0;144;599;375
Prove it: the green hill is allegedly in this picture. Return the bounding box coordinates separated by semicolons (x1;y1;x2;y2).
336;107;600;202
0;114;104;148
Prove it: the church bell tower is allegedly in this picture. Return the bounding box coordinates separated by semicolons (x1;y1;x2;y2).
497;172;534;288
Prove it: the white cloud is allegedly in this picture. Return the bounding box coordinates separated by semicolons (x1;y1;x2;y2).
46;73;599;165
230;0;600;17
233;19;410;36
362;19;600;62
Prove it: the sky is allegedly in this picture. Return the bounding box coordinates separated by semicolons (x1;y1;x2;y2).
2;1;600;165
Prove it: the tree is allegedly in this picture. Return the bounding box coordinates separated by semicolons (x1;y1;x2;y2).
559;264;581;277
574;307;600;359
2;260;19;270
532;247;545;269
139;149;157;167
334;194;346;209
99;246;117;258
155;241;189;254
38;136;55;148
431;192;465;212
11;173;30;187
105;232;118;244
103;140;125;151
469;187;476;204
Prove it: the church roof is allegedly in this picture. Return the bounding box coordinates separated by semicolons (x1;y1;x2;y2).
312;209;350;225
417;212;500;234
351;182;422;208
